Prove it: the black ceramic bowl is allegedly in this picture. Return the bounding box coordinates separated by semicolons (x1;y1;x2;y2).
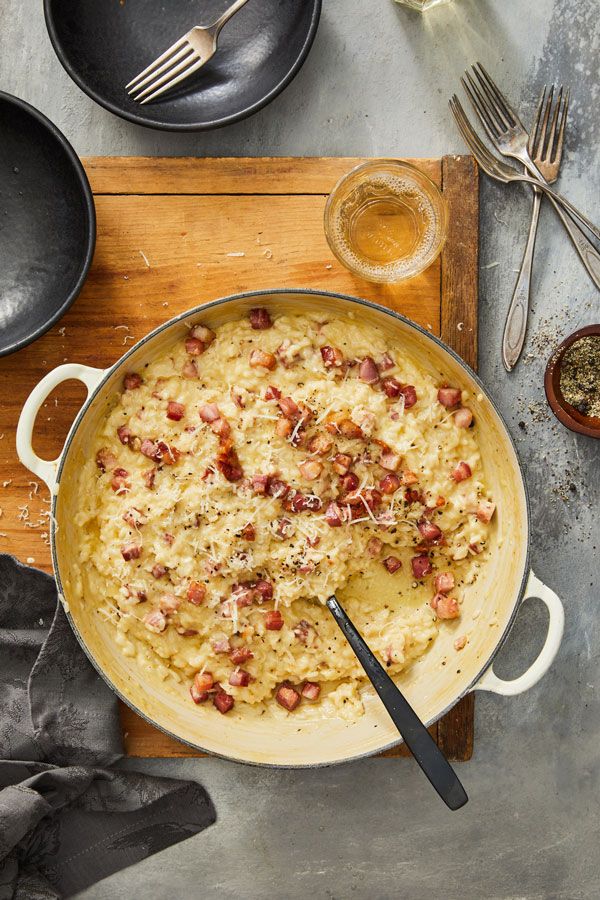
0;92;95;357
44;0;322;132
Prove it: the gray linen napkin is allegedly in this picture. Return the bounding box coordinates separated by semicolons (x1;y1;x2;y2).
0;555;216;899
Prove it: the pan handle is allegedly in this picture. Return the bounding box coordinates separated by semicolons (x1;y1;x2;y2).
474;571;564;696
16;364;107;493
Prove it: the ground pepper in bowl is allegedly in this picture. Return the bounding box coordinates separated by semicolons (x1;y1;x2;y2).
559;336;600;418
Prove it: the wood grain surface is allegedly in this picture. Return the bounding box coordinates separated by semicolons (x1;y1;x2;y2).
0;155;478;761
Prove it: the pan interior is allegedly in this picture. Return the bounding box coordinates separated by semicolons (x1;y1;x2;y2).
54;291;528;766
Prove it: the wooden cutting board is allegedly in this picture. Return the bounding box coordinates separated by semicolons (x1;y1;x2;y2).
0;156;478;761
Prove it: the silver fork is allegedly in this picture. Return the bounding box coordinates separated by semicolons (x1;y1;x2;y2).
500;86;569;370
126;0;251;104
449;96;600;242
461;63;600;305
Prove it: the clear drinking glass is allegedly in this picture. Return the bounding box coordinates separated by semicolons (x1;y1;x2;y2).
324;160;448;284
394;0;453;10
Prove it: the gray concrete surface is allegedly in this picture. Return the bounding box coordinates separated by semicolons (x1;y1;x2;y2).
2;0;599;897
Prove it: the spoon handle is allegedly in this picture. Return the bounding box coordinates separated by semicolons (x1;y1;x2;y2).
326;595;468;811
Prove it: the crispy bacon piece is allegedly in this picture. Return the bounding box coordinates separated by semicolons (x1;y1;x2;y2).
217;442;243;482
411;554;432;579
117;425;134;446
152;564;167;579
249;307;273;330
379;473;401;494
382;377;402;398
185;324;215;356
143;610;167;633
111;468;130;494
380;451;401;471
320;345;344;368
163;532;175;546
123;372;143;390
140;439;161;461
212;638;231;654
298;460;323;481
187;581;206;605
454;407;473;429
265;609;284;630
293;620;312;644
190;684;209;704
251;579;272;600
267;478;289;499
190;324;215;344
379;353;394;371
276;518;293;538
438;386;462;408
367;537;384;557
231;586;255;608
452;461;472;483
213;689;234;714
264;384;282;401
454;635;467;651
229;669;251;687
182;359;198;379
401;470;419;486
166;401;185;421
340;472;360;494
210;417;231;439
325;502;343;527
121;542;141;561
123;507;144;528
251;474;270;494
302;682;321;700
159;593;181;613
308;433;334;456
476;500;496;523
332;453;352;475
383;556;402;574
405;488;422;505
143;468;157;490
278;396;300;419
249;348;276;370
276;683;301;711
431;594;460;620
199;403;221;423
340;418;364;439
230;646;254;665
241;523;256;541
276;418;293;438
95;448;117;472
359;356;380;384
400;385;418;408
178;628;199;637
194;671;214;693
417;519;443;544
435;572;455;594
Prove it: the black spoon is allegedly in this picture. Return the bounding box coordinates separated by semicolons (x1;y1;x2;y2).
326;595;468;811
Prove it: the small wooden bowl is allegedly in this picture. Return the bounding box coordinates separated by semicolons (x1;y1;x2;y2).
544;324;600;439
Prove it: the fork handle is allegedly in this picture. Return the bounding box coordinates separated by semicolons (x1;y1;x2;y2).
209;0;251;36
547;195;600;290
502;188;542;371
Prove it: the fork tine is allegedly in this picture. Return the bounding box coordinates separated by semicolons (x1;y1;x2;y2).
474;62;526;130
528;85;547;158
133;49;200;101
461;72;502;140
546;87;563;163
126;35;189;90
449;96;506;181
128;44;194;96
552;88;570;165
140;57;206;104
471;63;512;129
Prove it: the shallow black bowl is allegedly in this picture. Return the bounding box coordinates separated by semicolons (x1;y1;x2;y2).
44;0;322;132
0;93;95;357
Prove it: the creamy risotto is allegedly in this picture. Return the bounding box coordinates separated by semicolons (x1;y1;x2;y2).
76;309;496;720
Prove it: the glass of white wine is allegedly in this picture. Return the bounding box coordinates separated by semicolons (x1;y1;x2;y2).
324;160;448;284
394;0;453;10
